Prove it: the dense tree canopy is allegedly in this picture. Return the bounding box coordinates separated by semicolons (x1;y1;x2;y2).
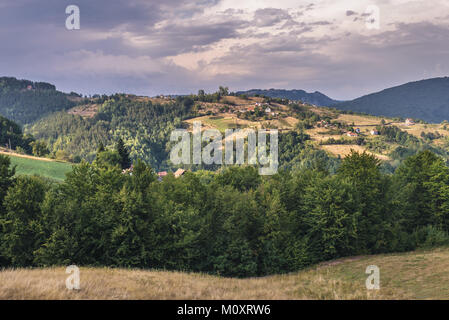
0;115;34;153
27;94;195;169
1;150;449;277
0;77;77;124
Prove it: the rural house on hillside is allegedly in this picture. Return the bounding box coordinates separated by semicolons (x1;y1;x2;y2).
405;118;415;126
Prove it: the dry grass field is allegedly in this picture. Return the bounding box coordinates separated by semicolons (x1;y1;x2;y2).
1;247;448;300
185;114;260;132
67;104;100;118
321;145;391;161
337;114;384;126
400;123;449;138
306;127;343;143
185;114;296;133
221;96;260;105
0;148;54;162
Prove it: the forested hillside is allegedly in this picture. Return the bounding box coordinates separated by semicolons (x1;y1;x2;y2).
26;92;341;172
0;77;77;124
333;77;449;123
27;94;196;169
0;115;34;154
25;88;449;173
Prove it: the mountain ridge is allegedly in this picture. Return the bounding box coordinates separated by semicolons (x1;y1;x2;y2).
236;88;340;106
332;77;449;123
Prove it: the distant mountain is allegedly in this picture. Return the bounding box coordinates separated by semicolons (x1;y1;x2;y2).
333;77;449;123
0;77;78;125
236;89;339;106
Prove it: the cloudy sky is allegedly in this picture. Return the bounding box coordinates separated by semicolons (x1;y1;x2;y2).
1;0;448;100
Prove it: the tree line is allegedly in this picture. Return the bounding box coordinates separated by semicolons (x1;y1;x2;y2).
1;149;449;277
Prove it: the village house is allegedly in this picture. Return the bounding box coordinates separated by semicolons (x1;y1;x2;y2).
405;118;415;126
370;129;380;135
157;169;186;181
174;168;186;178
354;128;361;134
346;132;358;137
157;171;167;181
122;164;134;175
317;120;327;127
265;107;272;113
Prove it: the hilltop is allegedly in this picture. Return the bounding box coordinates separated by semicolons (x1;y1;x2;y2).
1;247;448;299
333;77;449;123
0;76;79;124
236;88;339;106
180;95;449;166
236;78;449;124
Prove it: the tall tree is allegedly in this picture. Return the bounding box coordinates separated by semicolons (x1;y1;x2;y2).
0;176;48;266
218;86;229;97
394;150;448;231
97;142;105;153
0;155;15;208
337;150;390;253
116;138;131;170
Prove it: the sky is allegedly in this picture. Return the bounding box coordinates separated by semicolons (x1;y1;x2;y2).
1;0;448;100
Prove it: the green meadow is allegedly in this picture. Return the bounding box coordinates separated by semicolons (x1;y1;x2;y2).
8;155;72;182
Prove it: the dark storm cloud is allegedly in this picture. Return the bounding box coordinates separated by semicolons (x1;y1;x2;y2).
0;0;241;69
5;0;244;55
0;0;161;29
143;18;249;57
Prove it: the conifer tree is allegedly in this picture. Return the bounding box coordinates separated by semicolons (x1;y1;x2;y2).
116;138;131;169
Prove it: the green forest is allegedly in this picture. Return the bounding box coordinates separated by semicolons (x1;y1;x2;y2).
0;77;78;125
0;114;35;153
27;94;195;169
1;149;449;277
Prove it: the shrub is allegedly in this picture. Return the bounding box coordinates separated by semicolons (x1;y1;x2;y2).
413;225;449;248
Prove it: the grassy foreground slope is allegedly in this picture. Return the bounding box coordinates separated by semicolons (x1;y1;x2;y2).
1;151;72;181
1;247;448;300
